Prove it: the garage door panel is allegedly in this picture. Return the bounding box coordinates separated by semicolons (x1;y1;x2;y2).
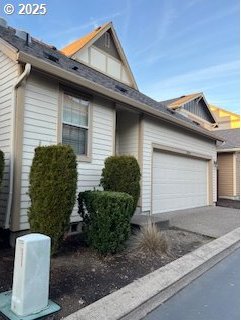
153;194;206;213
152;151;208;214
153;191;207;201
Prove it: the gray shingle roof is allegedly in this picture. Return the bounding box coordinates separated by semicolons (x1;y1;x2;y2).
216;128;240;150
160;97;183;106
0;25;221;141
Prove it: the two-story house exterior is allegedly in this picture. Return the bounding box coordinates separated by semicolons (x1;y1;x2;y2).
0;20;222;242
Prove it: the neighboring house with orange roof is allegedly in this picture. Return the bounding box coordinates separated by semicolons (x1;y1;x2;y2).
0;20;222;243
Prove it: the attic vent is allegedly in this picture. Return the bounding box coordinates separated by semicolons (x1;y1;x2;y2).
15;29;31;44
104;32;110;48
43;51;59;63
72;66;79;71
167;108;176;114
115;85;128;93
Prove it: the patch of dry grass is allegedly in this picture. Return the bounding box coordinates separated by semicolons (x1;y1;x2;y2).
131;220;168;256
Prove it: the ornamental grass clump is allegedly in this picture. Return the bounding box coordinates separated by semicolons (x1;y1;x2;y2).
78;190;134;254
28;145;77;254
100;156;141;216
132;220;168;256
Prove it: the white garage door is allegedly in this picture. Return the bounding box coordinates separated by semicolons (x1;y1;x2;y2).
152;151;208;214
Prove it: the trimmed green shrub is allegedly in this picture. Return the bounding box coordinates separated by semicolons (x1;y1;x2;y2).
78;190;134;254
0;150;4;187
28;145;77;254
100;156;141;216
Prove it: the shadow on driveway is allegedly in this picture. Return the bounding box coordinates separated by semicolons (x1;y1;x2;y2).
217;199;240;209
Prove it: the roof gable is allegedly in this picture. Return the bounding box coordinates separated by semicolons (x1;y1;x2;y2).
162;93;217;124
61;23;109;57
0;24;223;142
93;29;121;60
61;22;138;89
166;93;202;109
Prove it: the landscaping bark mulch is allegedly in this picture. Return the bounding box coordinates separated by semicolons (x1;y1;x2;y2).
0;229;211;320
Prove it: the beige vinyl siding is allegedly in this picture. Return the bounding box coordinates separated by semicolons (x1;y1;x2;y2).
0;51;18;227
142;117;217;213
236;152;240;197
19;73;59;230
74;45;133;87
217;153;234;197
116;111;139;158
18;72;115;230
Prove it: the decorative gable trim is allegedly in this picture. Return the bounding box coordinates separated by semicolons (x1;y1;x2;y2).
181;109;217;129
61;22;138;89
167;93;217;124
107;23;138;89
168;93;202;109
70;23;111;55
93;30;121;60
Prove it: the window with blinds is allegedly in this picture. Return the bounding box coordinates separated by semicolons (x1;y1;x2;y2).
62;93;89;155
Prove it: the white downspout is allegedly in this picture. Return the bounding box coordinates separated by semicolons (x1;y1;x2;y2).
4;63;31;229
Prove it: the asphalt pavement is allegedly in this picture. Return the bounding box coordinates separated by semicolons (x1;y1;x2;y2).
144;249;240;320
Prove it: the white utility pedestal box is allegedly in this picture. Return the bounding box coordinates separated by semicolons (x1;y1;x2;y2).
11;234;51;316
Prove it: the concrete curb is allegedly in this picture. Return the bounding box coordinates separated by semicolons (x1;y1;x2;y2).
64;228;240;320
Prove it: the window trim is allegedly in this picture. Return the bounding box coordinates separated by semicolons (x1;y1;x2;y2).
58;89;92;162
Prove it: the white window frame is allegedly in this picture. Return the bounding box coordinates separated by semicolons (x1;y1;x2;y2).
59;90;92;162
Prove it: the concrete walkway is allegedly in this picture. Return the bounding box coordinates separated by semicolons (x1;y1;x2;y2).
132;206;240;238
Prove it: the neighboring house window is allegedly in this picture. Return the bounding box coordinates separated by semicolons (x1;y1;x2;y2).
62;93;90;156
104;32;110;48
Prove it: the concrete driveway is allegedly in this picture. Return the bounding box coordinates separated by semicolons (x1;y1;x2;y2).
132;206;240;238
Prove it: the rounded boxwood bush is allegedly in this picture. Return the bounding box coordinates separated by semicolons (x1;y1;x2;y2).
78;190;134;254
100;156;141;216
0;150;4;187
28;145;77;254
